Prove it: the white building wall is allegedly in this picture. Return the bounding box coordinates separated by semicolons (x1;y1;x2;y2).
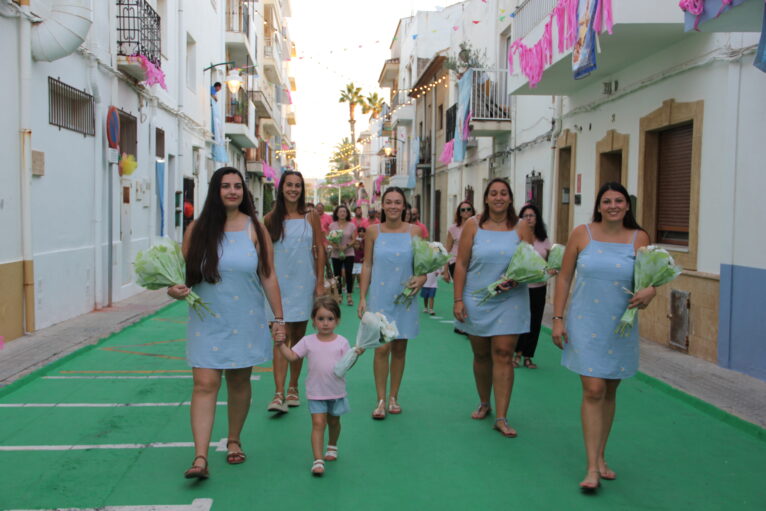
1;0;227;331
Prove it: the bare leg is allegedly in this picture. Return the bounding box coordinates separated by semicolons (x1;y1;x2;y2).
190;368;222;467
327;414;341;447
580;376;607;487
469;335;492;408
599;379;621;478
373;342;392;401
491;335;518;435
311;413;327;461
225;367;253;456
388;339;408;402
286;321;307;391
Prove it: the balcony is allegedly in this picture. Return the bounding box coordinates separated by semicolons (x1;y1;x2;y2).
116;0;161;82
260;116;281;138
226;0;256;64
391;90;414;127
264;38;283;83
378;58;400;88
225;88;258;148
508;0;686;95
469;69;511;137
683;0;763;32
250;89;276;121
286;111;296;125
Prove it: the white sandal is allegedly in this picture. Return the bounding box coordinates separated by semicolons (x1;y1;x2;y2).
324;445;338;461
311;459;325;476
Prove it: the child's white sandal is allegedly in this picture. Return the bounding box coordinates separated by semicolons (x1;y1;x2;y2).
324;445;338;461
311;459;325;476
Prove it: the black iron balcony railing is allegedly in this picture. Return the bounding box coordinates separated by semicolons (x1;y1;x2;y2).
117;0;162;68
226;0;250;39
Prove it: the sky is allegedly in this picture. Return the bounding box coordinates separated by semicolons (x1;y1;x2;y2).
288;0;447;179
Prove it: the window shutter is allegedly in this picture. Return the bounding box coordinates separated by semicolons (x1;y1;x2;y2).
656;123;692;245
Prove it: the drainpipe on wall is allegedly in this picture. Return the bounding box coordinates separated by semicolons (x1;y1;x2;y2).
88;55;104;308
430;81;437;237
176;1;185;238
18;0;35;333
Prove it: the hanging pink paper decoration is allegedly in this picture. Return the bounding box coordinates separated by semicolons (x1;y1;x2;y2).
439;140;455;164
507;0;613;88
127;55;168;90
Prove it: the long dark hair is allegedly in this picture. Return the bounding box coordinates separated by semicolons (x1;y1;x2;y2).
479;178;518;228
453;200;474;226
332;204;351;222
380;187;407;222
186;167;271;285
519;203;548;241
592;182;643;230
265;170;306;242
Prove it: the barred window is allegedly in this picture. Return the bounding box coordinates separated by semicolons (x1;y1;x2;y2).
48;77;95;136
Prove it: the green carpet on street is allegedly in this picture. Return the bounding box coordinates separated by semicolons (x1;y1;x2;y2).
1;282;764;510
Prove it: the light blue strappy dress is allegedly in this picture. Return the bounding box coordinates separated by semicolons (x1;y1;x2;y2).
269;217;316;323
562;224;639;379
187;223;271;369
460;228;530;337
367;228;419;339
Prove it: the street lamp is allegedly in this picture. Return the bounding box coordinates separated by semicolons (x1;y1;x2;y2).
225;69;243;94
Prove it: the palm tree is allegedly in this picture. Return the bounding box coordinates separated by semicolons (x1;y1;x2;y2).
338;82;364;147
362;92;385;119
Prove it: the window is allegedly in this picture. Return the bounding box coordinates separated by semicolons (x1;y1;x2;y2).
48;77;95;136
118;110;138;157
438;104;443;131
445;104;457;142
186;33;196;90
156;128;165;158
656;123;692;246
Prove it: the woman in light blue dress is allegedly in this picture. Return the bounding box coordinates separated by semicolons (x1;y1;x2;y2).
358;187;426;419
264;170;325;413
453;178;533;437
552;182;656;492
167;167;285;480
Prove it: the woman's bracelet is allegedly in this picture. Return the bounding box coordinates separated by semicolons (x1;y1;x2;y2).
272;318;285;325
454;298;463;302
552;315;564;320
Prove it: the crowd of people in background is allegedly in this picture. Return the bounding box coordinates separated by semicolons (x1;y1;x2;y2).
168;168;661;490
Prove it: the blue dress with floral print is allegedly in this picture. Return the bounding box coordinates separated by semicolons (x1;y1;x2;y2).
562;224;639;379
187;223;271;369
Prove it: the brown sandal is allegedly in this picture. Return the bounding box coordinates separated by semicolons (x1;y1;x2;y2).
512;353;521;368
184;455;209;479
523;358;538;369
226;440;246;465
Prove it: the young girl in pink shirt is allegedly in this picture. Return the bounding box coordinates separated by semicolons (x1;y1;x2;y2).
275;296;361;476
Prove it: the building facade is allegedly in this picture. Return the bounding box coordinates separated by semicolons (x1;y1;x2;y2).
0;0;297;341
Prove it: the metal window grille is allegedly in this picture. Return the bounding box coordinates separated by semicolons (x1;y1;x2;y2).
118;110;138;157
48;77;95;136
470;69;511;121
513;0;557;41
117;0;162;68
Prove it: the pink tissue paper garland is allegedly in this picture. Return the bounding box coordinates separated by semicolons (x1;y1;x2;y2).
127;55;168;90
439;139;455;164
680;0;736;31
508;0;613;88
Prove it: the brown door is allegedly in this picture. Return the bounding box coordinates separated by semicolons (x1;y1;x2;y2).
556;147;572;243
599;150;622;188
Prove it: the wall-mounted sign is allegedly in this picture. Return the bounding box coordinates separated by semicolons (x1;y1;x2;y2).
106;106;120;149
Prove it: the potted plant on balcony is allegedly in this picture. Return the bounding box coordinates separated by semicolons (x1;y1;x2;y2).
445;42;487;79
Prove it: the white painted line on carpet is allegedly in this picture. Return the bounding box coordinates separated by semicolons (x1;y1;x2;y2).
0;402;226;408
439;320;454;324
429;316;444;319
0;438;229;453
8;498;213;511
42;375;261;381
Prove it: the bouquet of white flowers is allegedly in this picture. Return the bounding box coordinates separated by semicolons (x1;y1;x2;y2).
133;240;212;319
473;242;548;305
333;312;399;377
393;239;451;307
614;246;681;337
546;244;565;271
327;229;346;259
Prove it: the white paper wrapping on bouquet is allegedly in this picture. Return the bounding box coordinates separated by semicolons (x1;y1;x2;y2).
333;312;399;377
